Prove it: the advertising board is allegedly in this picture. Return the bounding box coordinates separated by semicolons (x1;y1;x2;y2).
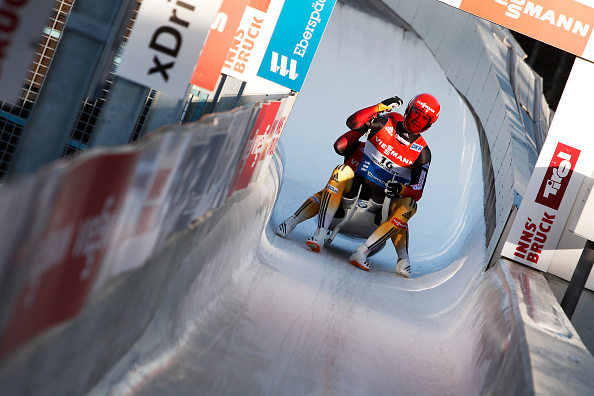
501;58;594;272
230;101;281;192
220;0;285;84
0;151;139;355
438;0;594;62
117;0;222;98
191;0;251;91
256;0;337;91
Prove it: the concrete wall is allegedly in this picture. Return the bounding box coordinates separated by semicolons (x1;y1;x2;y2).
0;152;283;396
474;259;594;395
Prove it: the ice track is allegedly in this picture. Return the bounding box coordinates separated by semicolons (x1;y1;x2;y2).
96;6;492;395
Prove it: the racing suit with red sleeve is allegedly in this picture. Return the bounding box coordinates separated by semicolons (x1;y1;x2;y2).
310;102;431;274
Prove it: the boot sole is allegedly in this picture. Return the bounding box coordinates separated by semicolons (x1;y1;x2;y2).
306;241;321;252
350;260;370;272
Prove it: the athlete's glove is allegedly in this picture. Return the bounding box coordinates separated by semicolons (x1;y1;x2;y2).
385;181;403;198
376;96;403;113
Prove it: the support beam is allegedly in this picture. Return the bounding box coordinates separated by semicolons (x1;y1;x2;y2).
8;0;135;178
561;239;594;319
89;77;150;148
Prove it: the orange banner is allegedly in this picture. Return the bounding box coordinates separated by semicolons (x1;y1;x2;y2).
444;0;594;59
191;0;251;91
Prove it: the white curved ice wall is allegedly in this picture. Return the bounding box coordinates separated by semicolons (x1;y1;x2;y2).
275;3;486;277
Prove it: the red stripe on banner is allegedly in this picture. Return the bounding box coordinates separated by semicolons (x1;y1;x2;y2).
229;101;281;193
248;100;281;183
250;0;272;13
0;152;139;357
191;0;251;91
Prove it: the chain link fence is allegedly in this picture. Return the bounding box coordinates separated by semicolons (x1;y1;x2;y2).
0;0;212;181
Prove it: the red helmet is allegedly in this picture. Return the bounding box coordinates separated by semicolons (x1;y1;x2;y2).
403;93;440;133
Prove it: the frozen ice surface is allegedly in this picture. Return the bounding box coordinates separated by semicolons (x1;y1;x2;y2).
272;5;486;282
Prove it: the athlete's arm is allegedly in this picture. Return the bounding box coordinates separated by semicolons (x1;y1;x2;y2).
346;97;402;130
346;104;381;130
334;130;363;155
346;104;390;134
399;146;431;201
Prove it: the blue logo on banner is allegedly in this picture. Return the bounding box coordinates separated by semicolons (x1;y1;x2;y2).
257;0;336;92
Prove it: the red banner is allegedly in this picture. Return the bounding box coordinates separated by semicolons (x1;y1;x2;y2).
0;152;139;356
191;0;251;91
249;100;282;183
230;101;281;192
535;142;581;210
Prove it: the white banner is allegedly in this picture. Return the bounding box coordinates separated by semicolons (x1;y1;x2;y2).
0;0;55;101
221;0;285;83
571;177;594;241
502;58;594;271
117;0;222;98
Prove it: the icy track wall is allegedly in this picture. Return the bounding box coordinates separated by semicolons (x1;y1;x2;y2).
357;1;594;391
364;0;552;261
0;95;294;392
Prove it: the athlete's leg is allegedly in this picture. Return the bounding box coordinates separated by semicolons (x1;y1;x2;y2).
349;197;417;271
392;228;409;261
392;229;411;278
306;164;354;252
275;191;323;237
